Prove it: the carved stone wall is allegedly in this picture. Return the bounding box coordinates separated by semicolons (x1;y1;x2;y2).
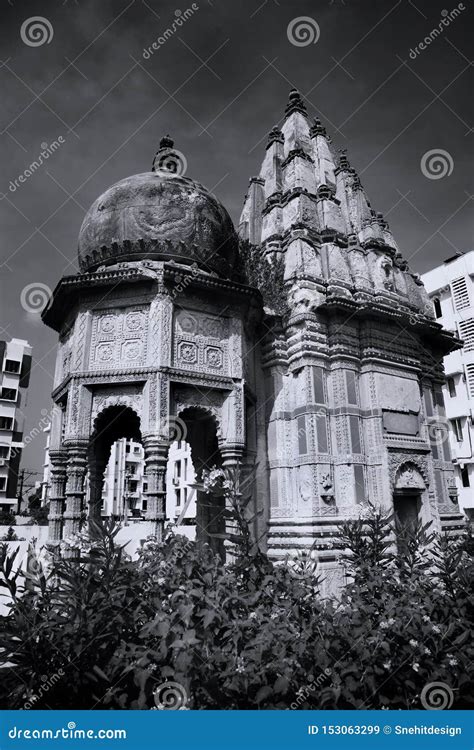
89;307;148;370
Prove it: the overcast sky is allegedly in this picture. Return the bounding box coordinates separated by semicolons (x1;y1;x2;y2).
0;0;472;479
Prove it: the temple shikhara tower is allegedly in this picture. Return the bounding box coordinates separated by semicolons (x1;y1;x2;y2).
43;90;463;591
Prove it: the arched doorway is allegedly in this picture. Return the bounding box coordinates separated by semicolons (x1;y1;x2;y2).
87;405;142;530
177;407;225;557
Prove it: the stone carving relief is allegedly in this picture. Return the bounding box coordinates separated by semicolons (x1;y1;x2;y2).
173;309;229;375
388;453;429;490
89;307;148;370
90;385;144;429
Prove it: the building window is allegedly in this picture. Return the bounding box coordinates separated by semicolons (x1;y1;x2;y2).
3;359;21;374
451;276;470;311
0;388;17;401
349;416;361;453
0;446;9;459
345;371;358;405
0;417;13;430
467;365;474;399
451;418;463;442
175;489;181;507
447;377;456;397
183;487;187;506
125;444;130;453
433;297;442;318
174;461;181;481
0;477;6;491
458;318;474;353
460;466;470;488
133;446;140;454
184;458;188;479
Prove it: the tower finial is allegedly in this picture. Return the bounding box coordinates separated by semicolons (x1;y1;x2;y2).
285;88;307;118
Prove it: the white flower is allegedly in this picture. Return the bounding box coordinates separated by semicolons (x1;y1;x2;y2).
249;612;257;620
383;661;392;670
448;657;458;666
412;662;420;672
409;639;418;648
432;625;441;634
422;614;430;623
424;647;430;655
379;621;389;629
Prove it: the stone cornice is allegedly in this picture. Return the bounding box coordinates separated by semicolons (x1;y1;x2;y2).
42;261;262;332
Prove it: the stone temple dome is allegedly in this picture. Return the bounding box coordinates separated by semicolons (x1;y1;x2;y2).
77;137;238;277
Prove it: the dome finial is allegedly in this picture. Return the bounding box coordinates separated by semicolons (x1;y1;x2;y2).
153;135;179;173
159;134;174;150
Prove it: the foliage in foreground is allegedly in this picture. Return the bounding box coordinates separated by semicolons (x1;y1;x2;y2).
0;508;473;710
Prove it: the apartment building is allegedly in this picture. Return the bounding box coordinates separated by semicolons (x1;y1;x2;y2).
422;252;474;518
0;338;32;512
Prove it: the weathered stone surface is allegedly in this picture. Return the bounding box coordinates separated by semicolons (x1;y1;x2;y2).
78;172;238;277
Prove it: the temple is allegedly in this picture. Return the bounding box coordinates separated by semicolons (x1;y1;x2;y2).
42;90;464;591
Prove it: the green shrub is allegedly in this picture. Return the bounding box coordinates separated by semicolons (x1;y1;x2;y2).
0;505;472;710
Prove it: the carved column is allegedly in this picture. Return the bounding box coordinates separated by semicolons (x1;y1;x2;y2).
143;435;169;540
47;449;68;544
221;446;245;552
63;440;88;539
88;452;108;531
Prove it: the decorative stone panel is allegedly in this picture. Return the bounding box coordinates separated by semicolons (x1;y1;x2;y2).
173;309;230;375
89;307;148;370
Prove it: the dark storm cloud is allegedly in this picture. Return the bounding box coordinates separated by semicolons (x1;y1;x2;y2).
0;0;472;473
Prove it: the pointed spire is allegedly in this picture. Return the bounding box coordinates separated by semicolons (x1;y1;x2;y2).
266;126;284;150
309;117;327;138
337;148;351;171
284;88;307;118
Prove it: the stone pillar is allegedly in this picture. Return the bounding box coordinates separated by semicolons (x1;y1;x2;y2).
88;452;108;531
221;446;244;550
47;449;68;544
63;440;88;539
143;435;168;540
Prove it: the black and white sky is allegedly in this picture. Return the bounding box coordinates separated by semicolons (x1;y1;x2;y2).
0;0;472;477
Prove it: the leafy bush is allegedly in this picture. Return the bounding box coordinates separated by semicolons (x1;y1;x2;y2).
0;509;16;526
0;504;472;710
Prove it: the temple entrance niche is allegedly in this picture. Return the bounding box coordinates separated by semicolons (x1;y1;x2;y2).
176;406;225;558
393;462;426;555
87;405;142;529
